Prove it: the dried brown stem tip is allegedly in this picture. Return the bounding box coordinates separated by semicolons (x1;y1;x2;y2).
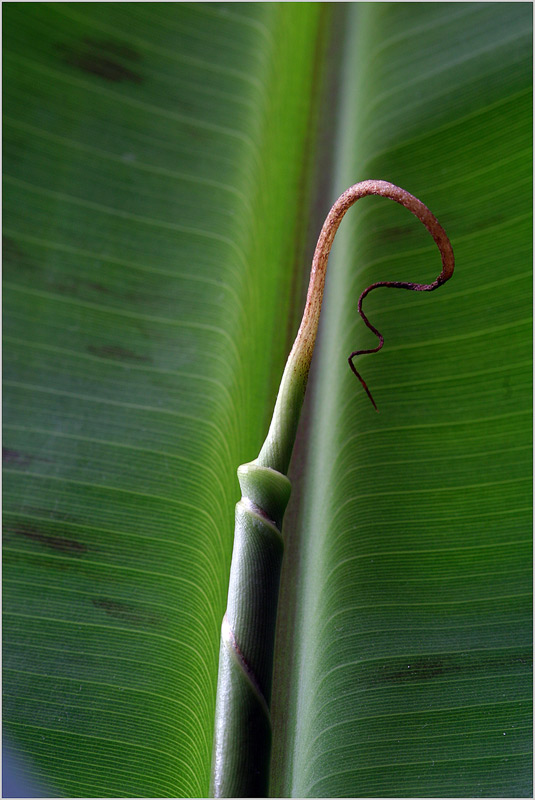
294;180;454;411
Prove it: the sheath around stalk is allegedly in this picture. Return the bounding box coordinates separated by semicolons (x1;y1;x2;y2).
210;463;291;797
210;180;454;797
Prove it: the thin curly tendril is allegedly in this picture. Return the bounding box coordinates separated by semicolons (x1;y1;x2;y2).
350;271;453;412
292;179;454;411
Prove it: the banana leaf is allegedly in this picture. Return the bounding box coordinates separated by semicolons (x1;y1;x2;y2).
3;3;532;797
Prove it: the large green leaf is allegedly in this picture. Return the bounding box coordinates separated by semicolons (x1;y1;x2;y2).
3;3;532;798
273;3;532;797
3;3;326;795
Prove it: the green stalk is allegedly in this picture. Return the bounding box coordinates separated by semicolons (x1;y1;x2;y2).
210;180;455;797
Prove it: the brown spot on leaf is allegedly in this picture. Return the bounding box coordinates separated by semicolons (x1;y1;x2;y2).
2;448;53;467
469;212;506;232
92;598;158;627
86;281;112;295
58;38;143;84
82;38;142;63
3;448;32;467
372;650;531;688
49;278;119;301
87;344;151;363
383;658;449;683
379;224;413;242
7;522;87;555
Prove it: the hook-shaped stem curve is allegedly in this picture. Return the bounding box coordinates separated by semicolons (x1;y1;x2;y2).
257;180;454;472
294;180;454;395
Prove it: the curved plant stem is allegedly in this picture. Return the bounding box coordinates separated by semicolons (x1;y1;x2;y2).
210;180;454;797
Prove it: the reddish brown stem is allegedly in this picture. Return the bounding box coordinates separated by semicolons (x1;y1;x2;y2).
291;182;454;394
295;179;454;410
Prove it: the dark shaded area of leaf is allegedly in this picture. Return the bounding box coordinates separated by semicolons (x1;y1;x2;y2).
4;521;88;556
91;597;161;628
87;344;151;363
57;38;143;84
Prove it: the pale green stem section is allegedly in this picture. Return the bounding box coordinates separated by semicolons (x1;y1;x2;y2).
211;180;454;797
